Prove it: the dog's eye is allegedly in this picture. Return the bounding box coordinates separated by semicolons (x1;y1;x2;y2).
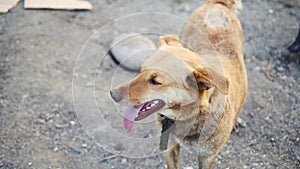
149;78;162;85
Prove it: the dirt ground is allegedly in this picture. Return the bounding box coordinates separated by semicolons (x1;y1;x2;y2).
0;0;299;169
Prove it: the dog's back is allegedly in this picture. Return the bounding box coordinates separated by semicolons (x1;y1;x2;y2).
176;0;247;168
180;0;247;121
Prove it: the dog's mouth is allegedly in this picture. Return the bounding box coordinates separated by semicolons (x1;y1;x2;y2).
123;99;165;132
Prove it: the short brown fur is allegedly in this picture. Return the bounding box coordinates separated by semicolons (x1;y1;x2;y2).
111;0;247;168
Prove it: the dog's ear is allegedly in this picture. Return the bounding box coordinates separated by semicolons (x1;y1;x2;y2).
159;35;182;47
192;67;229;95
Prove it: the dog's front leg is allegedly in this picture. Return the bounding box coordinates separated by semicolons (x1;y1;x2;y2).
164;143;180;169
198;154;218;169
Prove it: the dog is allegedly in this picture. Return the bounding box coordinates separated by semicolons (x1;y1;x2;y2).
110;0;247;168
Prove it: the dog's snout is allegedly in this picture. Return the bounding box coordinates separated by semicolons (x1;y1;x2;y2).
110;89;123;102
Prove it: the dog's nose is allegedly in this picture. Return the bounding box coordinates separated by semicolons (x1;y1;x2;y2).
110;89;123;102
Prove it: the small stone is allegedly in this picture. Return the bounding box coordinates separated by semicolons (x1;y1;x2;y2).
121;158;127;164
85;82;93;87
5;162;14;169
70;121;75;125
184;5;190;11
184;167;194;169
81;74;87;79
28;162;32;166
53;147;59;152
55;123;68;129
236;117;247;127
81;143;88;148
0;161;4;167
37;118;46;124
270;137;275;142
275;66;285;72
268;9;274;14
110;33;157;72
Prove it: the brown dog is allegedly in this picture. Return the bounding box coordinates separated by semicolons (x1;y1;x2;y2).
110;0;247;168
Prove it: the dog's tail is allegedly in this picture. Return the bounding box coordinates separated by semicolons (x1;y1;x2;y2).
208;0;242;13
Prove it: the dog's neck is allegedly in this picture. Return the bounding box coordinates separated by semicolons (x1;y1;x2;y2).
171;91;228;143
190;93;228;142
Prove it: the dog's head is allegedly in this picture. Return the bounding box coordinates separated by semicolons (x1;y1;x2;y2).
110;35;229;132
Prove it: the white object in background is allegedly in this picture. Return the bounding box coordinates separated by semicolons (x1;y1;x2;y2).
110;33;157;72
0;0;20;13
24;0;92;10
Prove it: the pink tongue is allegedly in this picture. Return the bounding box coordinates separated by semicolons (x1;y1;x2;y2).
123;104;144;132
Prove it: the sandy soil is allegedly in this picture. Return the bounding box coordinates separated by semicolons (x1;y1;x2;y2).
0;0;299;168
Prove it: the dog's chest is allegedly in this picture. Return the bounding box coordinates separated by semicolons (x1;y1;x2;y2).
172;114;217;156
171;131;214;157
